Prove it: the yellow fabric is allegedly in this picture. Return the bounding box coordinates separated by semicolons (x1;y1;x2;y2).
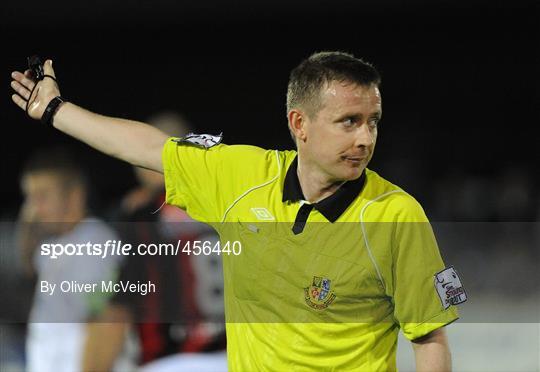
162;139;459;371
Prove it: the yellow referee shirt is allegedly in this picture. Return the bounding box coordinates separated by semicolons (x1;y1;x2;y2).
163;139;460;371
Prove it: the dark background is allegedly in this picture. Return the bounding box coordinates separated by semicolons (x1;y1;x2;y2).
0;3;538;370
1;0;537;220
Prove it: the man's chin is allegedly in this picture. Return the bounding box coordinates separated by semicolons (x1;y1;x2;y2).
339;165;366;182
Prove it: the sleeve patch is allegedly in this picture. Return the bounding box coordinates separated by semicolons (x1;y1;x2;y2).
434;266;467;309
172;132;223;149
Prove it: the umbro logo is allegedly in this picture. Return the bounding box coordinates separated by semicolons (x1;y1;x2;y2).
250;208;275;221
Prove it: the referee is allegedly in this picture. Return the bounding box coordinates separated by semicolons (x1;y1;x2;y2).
11;51;466;371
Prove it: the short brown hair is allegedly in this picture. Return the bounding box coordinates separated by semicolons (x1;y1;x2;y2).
21;146;88;192
286;51;381;118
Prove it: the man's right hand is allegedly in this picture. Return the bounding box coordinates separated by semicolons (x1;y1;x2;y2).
9;58;168;173
11;59;60;120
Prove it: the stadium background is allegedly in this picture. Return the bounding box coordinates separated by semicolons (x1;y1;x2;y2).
1;0;538;370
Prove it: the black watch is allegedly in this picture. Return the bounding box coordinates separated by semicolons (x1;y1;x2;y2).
41;96;65;126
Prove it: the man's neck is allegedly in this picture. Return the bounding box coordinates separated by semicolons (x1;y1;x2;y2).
296;159;344;203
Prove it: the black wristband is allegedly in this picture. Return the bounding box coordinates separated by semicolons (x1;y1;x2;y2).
41;96;65;126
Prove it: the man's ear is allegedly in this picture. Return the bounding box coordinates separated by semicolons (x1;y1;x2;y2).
288;109;308;143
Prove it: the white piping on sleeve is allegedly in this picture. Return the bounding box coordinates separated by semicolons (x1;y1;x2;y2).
359;189;404;291
220;150;282;223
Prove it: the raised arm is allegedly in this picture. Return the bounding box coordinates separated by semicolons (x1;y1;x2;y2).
10;60;168;172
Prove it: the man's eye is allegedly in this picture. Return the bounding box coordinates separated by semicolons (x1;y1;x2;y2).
342;118;355;127
368;118;379;127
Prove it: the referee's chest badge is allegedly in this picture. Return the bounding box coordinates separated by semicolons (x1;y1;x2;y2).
304;276;336;310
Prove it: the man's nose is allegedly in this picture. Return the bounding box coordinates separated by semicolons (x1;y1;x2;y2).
354;123;374;147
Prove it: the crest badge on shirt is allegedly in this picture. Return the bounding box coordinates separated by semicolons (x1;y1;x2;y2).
304;276;336;310
172;133;223;149
434;266;467;309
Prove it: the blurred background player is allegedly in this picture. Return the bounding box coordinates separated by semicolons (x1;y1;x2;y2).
82;112;227;372
17;146;121;372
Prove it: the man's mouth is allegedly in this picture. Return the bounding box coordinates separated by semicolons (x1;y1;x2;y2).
342;155;367;163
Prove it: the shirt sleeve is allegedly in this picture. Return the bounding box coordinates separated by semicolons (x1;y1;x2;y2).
162;139;277;223
390;196;459;340
162;139;219;222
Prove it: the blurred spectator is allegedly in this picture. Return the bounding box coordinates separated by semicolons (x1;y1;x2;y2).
429;168;495;221
494;167;535;221
17;146;121;372
83;112;227;372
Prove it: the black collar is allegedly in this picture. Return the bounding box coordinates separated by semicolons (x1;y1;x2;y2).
282;156;366;222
